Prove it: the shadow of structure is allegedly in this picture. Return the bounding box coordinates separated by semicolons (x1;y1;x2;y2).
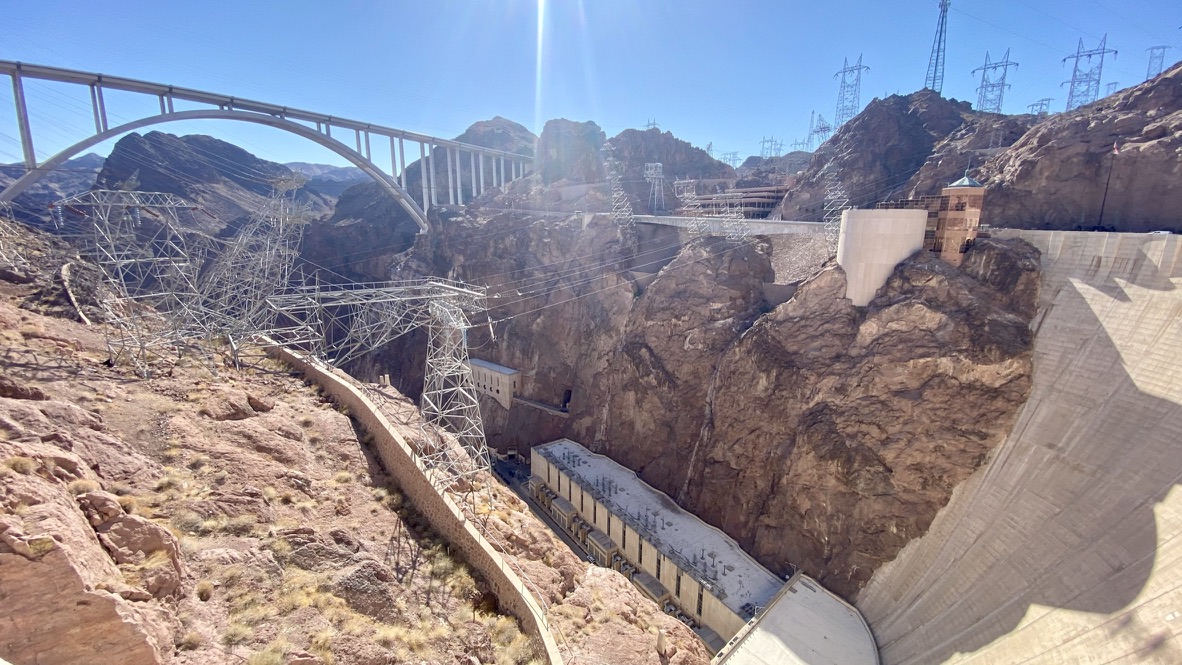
856;232;1182;664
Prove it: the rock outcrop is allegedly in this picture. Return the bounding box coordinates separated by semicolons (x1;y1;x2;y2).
535;119;607;185
688;239;1038;595
977;61;1182;231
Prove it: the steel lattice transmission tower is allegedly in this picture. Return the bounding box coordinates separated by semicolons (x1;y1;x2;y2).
1062;35;1118;111
720;152;740;168
196;178;308;361
602;142;637;251
835;55;870;128
1105;82;1120;96
759;136;783;159
1028;98;1053;116
674;179;710;238
1146;46;1170;80
973;49;1019;113
925;0;951;93
0;202;27;269
821;153;851;256
809;113;834;147
49;189;215;375
645;162;666;213
265;279;493;492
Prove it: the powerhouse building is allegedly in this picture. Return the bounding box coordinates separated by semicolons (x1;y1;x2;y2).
529;439;877;661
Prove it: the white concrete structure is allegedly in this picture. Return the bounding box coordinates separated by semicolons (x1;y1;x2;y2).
716;574;880;665
468;358;519;409
858;231;1182;664
836;209;927;306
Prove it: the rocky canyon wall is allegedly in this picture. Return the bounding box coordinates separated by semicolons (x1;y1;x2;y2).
379;179;1039;598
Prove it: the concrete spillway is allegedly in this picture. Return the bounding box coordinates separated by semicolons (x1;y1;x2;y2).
857;231;1182;663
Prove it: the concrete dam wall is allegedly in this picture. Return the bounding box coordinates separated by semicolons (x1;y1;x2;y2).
856;230;1182;663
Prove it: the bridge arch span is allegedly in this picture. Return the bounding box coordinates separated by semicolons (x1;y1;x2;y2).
0;109;431;232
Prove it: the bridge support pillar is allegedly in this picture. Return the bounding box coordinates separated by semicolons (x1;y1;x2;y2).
447;147;456;205
428;145;439;208
11;71;36;170
398;137;407;191
478;153;485;195
89;84;108;133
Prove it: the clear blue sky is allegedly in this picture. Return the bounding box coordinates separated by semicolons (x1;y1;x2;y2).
1;0;1178;169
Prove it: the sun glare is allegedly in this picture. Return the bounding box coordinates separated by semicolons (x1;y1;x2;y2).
534;0;547;137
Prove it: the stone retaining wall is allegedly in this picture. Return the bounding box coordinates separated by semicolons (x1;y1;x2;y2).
272;346;564;664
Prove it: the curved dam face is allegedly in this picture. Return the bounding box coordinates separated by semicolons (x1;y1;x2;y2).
857;230;1182;664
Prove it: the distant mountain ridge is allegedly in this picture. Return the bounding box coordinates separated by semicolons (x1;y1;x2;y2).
285;162;369;197
0;153;106;224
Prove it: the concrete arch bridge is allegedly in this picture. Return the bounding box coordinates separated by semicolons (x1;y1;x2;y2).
0;60;534;232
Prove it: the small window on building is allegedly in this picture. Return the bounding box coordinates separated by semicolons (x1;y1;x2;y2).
675;573;682;597
638;542;644;566
622;528;627;551
696;586;704;616
656;556;662;580
593;503;597;523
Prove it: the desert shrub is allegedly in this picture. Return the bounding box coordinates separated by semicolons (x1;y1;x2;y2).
170;509;206;534
116;495;139;514
178;631;204;650
222;514;258;536
262;486;279;502
222;622;253;645
195;580;213;602
332;470;353;484
67;478;101;495
3;457;36;475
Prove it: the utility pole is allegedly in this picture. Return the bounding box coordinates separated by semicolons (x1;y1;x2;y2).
925;0;951;93
1062;35;1117;111
1146;46;1170;80
1098;142;1119;227
835;55;870;127
705;142;713;158
1027;98;1053;116
972;49;1019;113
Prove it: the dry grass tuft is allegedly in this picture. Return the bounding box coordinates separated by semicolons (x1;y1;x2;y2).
178;631;204;650
332;470;353;485
222;622;253;645
3;456;37;475
67;478;101;495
